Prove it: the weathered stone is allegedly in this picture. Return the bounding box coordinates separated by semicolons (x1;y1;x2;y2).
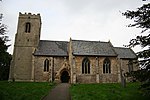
9;13;138;83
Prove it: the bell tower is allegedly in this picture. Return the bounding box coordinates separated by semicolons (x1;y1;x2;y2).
9;12;41;81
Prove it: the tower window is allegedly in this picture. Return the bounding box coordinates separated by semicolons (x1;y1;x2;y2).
103;58;111;74
25;22;31;33
82;57;90;74
44;59;49;72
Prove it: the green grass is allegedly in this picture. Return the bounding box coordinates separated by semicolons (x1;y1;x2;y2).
0;81;55;100
70;83;150;100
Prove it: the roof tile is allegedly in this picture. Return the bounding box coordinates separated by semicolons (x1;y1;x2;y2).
34;40;68;56
114;47;137;59
72;40;117;56
34;39;137;59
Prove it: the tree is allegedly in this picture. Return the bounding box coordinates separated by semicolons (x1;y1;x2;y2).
123;3;150;96
0;0;12;80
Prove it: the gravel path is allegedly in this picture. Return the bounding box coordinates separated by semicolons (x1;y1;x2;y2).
42;83;71;100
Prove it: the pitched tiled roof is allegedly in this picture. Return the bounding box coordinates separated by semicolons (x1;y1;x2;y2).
34;40;68;56
34;39;137;59
72;40;117;56
114;47;137;59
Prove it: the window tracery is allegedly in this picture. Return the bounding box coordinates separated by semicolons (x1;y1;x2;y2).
103;58;111;74
82;57;90;74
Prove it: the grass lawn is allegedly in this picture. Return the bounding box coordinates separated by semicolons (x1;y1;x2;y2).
70;82;150;100
0;81;54;100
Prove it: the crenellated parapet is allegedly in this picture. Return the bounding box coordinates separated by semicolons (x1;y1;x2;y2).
19;12;41;19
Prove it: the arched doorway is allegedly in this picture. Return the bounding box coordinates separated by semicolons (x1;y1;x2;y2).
61;71;70;83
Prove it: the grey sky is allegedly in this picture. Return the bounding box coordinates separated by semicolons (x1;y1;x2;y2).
1;0;149;54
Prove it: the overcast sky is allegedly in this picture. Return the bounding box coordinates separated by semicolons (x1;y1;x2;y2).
1;0;149;54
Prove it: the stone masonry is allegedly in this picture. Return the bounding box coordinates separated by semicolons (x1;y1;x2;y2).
9;12;138;83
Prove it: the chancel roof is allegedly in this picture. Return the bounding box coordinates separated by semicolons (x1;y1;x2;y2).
114;47;137;59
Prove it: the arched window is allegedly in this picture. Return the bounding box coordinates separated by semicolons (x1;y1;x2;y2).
25;22;31;33
44;59;49;72
82;57;90;74
103;58;111;74
128;60;133;72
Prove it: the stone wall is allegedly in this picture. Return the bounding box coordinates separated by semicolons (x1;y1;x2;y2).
34;56;69;82
9;13;41;81
120;59;139;82
74;56;119;83
77;74;96;83
10;44;36;81
121;59;138;73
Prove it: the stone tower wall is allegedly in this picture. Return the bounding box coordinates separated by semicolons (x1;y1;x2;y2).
9;12;41;81
15;12;41;47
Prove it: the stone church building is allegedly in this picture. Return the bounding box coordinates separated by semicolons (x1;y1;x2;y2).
9;13;138;83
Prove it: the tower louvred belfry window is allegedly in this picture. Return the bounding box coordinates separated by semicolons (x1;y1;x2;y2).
25;22;31;33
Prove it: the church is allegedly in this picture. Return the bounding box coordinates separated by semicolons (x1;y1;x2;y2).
9;12;138;83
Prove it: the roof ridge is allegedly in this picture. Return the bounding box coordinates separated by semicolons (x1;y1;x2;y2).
72;39;109;43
